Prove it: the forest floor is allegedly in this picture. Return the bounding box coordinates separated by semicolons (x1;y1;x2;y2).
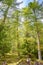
0;54;20;65
8;63;17;65
0;54;43;65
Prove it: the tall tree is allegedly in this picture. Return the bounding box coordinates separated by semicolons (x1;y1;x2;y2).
29;1;42;60
22;0;43;60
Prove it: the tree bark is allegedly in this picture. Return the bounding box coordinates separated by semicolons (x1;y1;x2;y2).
37;31;42;60
33;8;42;60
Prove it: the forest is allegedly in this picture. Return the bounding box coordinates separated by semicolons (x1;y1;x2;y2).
0;0;43;65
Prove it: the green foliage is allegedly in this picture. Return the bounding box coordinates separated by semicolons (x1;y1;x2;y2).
29;2;40;10
21;1;43;60
2;0;14;6
0;23;12;56
0;0;43;62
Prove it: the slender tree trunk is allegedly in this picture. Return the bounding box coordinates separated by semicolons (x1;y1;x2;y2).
35;22;42;60
35;18;42;60
33;9;42;60
37;31;42;60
